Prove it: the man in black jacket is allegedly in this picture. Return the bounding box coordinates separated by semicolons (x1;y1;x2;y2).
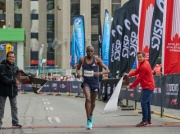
0;51;22;129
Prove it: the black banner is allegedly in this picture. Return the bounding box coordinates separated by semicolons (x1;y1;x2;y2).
149;0;165;69
124;0;140;75
98;14;103;81
161;74;180;109
108;1;132;78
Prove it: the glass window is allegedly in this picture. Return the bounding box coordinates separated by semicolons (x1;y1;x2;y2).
112;0;121;16
0;14;5;28
71;0;80;18
14;0;22;14
14;14;22;28
0;0;5;14
91;4;100;18
47;0;54;14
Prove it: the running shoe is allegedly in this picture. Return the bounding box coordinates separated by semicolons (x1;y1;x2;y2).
86;120;92;130
90;115;93;125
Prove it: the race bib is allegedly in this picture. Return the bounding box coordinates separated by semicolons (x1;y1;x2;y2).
84;70;94;77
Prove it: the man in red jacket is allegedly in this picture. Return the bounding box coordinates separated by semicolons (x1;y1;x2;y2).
126;51;155;127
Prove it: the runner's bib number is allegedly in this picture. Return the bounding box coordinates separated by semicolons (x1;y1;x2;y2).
84;70;94;77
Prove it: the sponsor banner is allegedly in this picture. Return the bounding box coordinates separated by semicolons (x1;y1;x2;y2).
70;23;77;67
138;0;155;60
102;9;111;66
149;0;165;69
73;15;85;62
109;1;133;78
20;81;82;93
120;0;140;76
98;15;103;81
162;0;180;74
161;74;180;109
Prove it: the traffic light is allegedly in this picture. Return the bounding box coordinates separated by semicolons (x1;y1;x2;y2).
6;44;12;54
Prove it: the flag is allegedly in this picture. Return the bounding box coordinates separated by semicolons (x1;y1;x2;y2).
73;15;85;62
16;71;31;84
108;1;133;78
102;9;111;66
29;76;48;93
119;0;140;76
98;15;103;81
138;0;155;60
38;44;44;76
149;0;165;69
70;23;77;67
162;0;180;74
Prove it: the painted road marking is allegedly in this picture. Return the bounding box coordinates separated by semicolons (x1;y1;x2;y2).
45;107;54;110
55;117;61;123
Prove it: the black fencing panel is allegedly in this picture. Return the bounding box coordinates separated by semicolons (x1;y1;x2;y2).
70;81;82;93
58;81;69;93
162;74;180;109
43;82;52;92
151;75;162;106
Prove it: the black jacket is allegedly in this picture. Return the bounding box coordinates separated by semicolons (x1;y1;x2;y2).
0;60;19;96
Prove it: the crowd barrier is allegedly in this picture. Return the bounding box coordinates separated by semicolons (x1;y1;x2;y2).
101;74;180;110
19;74;180;110
20;81;83;94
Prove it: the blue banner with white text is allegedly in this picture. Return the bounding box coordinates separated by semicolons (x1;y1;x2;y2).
102;10;111;66
73;16;85;62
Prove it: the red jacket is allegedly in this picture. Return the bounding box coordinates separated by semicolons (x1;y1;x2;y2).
129;60;155;90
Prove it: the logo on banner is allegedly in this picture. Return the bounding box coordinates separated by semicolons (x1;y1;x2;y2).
74;18;82;26
166;84;179;95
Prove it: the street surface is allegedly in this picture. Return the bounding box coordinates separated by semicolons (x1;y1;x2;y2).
0;92;180;134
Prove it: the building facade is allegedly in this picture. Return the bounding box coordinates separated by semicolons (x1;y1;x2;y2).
0;0;128;69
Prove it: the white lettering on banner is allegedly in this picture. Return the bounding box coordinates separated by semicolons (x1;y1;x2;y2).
157;0;165;13
166;84;179;96
32;83;41;89
110;43;115;62
112;29;116;37
84;70;94;77
114;40;121;61
131;14;139;27
116;25;122;35
130;32;138;57
151;19;163;50
124;19;131;30
104;22;110;60
77;28;84;57
167;43;180;52
122;35;129;58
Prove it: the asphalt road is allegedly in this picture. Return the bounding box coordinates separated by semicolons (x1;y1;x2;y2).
0;92;180;134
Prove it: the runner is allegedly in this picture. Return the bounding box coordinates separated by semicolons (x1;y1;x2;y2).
76;46;109;129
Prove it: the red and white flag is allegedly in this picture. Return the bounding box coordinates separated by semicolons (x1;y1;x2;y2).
162;0;180;74
138;0;155;60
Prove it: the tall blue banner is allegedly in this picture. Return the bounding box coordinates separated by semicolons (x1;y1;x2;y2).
73;15;85;62
102;10;110;66
70;26;77;67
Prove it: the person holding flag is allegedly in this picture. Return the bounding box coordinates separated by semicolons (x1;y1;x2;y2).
125;51;155;127
0;51;22;129
76;46;109;130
